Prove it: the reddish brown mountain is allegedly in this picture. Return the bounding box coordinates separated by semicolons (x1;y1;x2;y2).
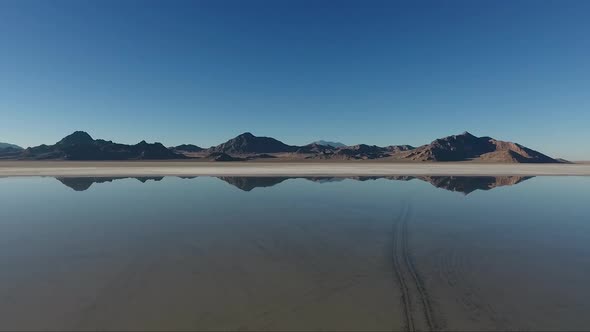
399;132;558;163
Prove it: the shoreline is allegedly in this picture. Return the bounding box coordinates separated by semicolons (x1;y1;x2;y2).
1;161;590;177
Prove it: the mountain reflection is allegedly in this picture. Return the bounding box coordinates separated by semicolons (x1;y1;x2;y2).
55;175;532;194
218;176;531;194
415;176;531;194
56;177;164;191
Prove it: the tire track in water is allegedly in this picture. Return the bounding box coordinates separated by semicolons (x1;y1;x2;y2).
392;204;414;331
392;202;438;331
401;204;436;331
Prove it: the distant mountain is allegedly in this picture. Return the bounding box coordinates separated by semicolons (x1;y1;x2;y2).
22;131;186;160
399;132;558;163
0;142;22;150
295;143;334;154
0;142;23;158
209;132;298;154
170;144;204;153
311;140;346;148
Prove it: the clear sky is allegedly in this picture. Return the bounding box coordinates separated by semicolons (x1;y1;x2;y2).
1;0;589;159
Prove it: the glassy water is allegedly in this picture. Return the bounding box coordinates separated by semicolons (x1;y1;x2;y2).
1;176;589;331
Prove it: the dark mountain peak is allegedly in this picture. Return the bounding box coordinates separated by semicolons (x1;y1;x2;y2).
58;131;94;145
210;132;297;154
232;132;258;143
434;131;480;144
238;132;255;138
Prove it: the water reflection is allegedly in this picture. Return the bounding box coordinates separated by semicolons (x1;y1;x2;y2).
55;175;532;194
1;176;589;331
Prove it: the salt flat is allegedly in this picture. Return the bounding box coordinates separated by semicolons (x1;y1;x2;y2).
1;161;590;177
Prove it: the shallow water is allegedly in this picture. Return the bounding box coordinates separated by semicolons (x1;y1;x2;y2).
1;176;589;331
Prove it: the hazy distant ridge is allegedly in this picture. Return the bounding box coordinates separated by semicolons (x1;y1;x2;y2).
0;142;24;159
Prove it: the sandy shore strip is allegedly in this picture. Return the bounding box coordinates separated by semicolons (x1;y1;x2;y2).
1;161;590;177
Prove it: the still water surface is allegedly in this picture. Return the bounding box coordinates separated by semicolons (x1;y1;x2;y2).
1;176;589;331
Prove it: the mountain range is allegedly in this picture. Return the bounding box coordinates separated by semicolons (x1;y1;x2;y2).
1;130;563;163
20;131;184;160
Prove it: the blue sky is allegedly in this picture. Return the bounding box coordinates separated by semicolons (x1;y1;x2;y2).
1;0;589;159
